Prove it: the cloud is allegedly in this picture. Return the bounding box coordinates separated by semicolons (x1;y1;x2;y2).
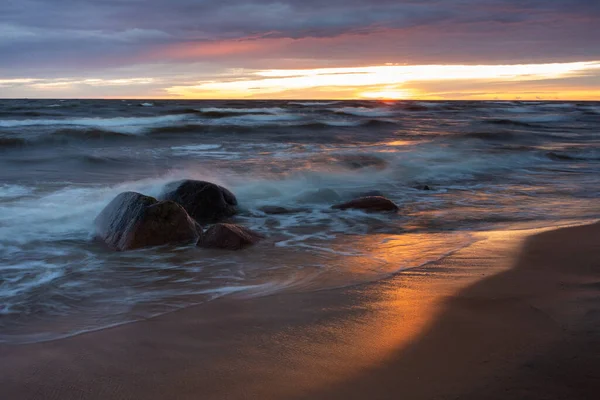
1;1;599;97
163;61;600;98
2;61;599;99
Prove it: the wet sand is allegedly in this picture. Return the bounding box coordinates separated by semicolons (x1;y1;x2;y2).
1;223;599;399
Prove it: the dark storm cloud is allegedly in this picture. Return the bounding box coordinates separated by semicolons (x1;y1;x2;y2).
1;0;599;73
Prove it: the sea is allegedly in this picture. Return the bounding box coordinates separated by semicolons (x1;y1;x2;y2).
0;99;599;344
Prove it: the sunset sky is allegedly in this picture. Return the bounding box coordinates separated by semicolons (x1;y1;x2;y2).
1;0;599;99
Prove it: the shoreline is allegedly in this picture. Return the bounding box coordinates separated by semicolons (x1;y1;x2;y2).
1;222;599;399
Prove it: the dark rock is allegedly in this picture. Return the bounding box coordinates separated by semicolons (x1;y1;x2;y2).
199;223;264;250
413;184;431;191
95;192;201;251
332;196;399;212
160;180;238;224
297;188;341;204
259;206;296;215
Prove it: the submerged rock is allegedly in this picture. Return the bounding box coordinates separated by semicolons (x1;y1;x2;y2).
95;192;201;251
259;205;297;215
332;196;399;212
199;223;264;250
413;184;431;191
160;180;238;224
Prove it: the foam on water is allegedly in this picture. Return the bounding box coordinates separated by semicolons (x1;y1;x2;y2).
171;144;223;152
207;113;301;126
0;184;33;199
0;115;191;134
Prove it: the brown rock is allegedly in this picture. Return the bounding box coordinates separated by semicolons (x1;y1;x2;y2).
199;223;264;250
332;196;399;212
95;192;201;251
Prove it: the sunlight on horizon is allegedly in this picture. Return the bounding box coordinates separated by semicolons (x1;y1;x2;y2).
166;61;600;100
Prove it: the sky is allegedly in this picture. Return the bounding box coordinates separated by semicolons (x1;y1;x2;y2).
1;0;599;99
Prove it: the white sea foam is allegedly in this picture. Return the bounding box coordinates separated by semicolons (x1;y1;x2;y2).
171;144;223;152
0;184;33;199
0;115;190;134
207;113;300;126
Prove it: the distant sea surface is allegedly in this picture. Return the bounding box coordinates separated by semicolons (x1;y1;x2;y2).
1;99;599;343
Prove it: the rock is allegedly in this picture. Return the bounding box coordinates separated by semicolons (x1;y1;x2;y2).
259;206;296;215
95;192;201;251
199;223;264;250
160;180;238;224
297;188;341;204
413;184;431;191
332;196;399;212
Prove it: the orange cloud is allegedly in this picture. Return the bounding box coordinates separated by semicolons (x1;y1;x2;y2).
153;37;292;59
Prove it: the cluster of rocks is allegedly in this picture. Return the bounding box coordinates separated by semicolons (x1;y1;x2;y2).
95;179;401;252
94;180;262;251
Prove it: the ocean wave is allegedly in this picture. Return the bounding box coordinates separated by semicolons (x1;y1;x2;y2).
0;184;33;199
547;151;600;162
200;110;272;119
164;107;287;120
415;102;451;108
148;124;209;135
200;107;285;115
485;118;538;128
149;114;302;133
0;115;190;134
170;144;233;157
78;154;129;165
171;144;223;152
330;107;396;117
459;131;518;141
297;118;398;129
515;115;571;124
207;113;301;126
162;108;203;116
0;137;28;148
0;111;60;118
51;128;135;139
484;113;575;127
290;101;340;106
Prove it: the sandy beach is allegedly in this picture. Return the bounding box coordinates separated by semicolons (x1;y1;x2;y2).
1;222;599;399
